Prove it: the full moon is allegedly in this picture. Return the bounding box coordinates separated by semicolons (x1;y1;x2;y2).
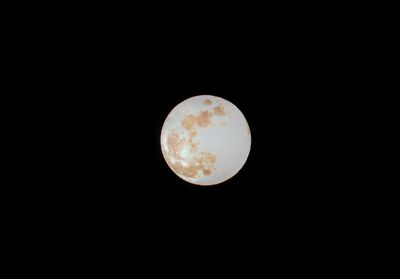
160;95;251;186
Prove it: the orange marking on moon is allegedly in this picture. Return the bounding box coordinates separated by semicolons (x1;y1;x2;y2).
165;126;216;179
202;99;212;105
213;105;225;116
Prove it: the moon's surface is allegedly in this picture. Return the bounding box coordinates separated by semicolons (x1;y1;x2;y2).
160;95;251;186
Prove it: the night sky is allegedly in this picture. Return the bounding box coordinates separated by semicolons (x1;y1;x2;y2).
20;8;363;267
55;55;346;230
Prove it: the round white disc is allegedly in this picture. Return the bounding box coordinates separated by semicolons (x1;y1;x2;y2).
160;95;251;186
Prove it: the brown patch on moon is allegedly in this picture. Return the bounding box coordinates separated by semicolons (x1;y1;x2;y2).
166;130;185;158
181;111;213;130
196;111;212;127
166;110;216;179
181;114;197;130
202;99;212;105
190;130;197;137
213;105;225;116
164;129;216;179
201;152;216;164
188;137;198;150
169;160;199;178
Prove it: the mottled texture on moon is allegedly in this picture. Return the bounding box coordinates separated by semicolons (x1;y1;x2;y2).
161;95;251;186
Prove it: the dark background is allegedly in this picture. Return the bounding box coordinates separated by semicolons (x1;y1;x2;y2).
11;5;371;269
45;33;349;237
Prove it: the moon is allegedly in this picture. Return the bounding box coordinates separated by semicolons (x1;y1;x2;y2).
160;95;251;186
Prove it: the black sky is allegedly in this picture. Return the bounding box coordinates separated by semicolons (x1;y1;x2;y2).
16;7;366;264
53;45;348;226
